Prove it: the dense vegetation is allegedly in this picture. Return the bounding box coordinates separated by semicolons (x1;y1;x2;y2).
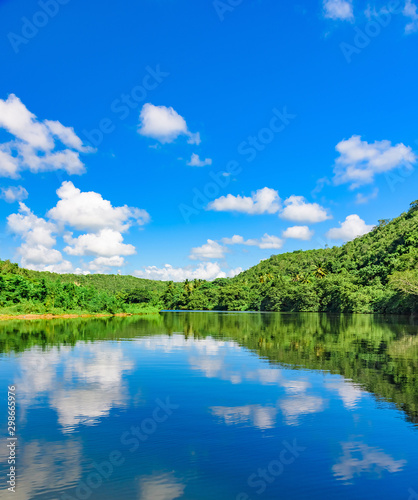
0;260;161;315
1;200;418;315
160;200;418;314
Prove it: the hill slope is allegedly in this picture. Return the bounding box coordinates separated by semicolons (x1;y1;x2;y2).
160;200;418;313
1;200;418;315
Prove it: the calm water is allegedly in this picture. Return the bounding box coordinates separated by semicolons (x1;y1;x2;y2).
1;312;418;500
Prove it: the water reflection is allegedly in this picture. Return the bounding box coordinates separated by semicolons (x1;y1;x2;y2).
137;473;185;500
16;343;135;433
332;441;407;482
0;440;82;500
0;313;418;499
211;405;278;429
279;395;326;426
325;380;363;409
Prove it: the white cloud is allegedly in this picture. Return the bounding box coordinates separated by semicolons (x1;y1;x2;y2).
280;196;331;223
0;185;28;203
250;234;283;249
0;148;19;177
0;94;91;178
18;243;63;266
64;229;136;257
6;181;148;272
8;202;57;248
48;181;150;232
323;0;354;20
7;202;72;272
222;233;284;249
138;103;200;144
0;94;53;149
187;153;212;167
134;262;242;281
87;256;126;272
44;119;86;150
189;239;227;260
222;235;246;245
207;187;281;214
333;135;416;188
282;225;314;240
326;214;374;241
404;0;418;33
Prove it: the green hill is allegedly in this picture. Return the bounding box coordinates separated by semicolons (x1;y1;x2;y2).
159;200;418;313
0;260;165;315
1;200;418;315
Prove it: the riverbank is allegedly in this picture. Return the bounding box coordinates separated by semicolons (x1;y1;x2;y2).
0;308;160;321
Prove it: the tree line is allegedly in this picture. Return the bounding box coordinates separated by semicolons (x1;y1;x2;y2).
1;200;418;315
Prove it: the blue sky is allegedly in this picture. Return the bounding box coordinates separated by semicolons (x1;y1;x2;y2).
0;0;417;280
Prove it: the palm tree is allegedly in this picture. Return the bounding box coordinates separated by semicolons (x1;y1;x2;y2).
312;262;327;279
292;272;311;284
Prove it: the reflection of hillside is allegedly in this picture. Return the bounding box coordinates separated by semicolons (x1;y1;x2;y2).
1;312;418;424
163;312;418;424
0;315;165;353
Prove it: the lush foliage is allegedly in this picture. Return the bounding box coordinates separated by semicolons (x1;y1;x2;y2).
0;260;161;315
159;201;418;313
1;200;418;315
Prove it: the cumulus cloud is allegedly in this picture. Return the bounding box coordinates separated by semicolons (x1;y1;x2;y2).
282;225;314;240
333;135;416;188
7;203;72;272
138;103;200;144
6;181;150;273
326;214;374;241
0;94;91;178
0;185;28;203
48;181;150;232
404;0;418;33
64;229;136;257
207;187;281;214
280;196;331;223
189;239;227;260
134;262;242;281
222;233;284;249
323;0;354;20
187;153;212;167
87;256;125;272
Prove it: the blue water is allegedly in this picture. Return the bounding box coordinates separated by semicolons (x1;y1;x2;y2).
0;312;418;499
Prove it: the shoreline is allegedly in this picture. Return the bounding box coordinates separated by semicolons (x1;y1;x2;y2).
0;312;159;321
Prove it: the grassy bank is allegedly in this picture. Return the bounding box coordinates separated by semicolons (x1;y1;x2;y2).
0;303;160;320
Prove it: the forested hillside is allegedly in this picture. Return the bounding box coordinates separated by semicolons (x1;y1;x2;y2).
160;200;418;313
1;201;418;315
0;260;162;315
